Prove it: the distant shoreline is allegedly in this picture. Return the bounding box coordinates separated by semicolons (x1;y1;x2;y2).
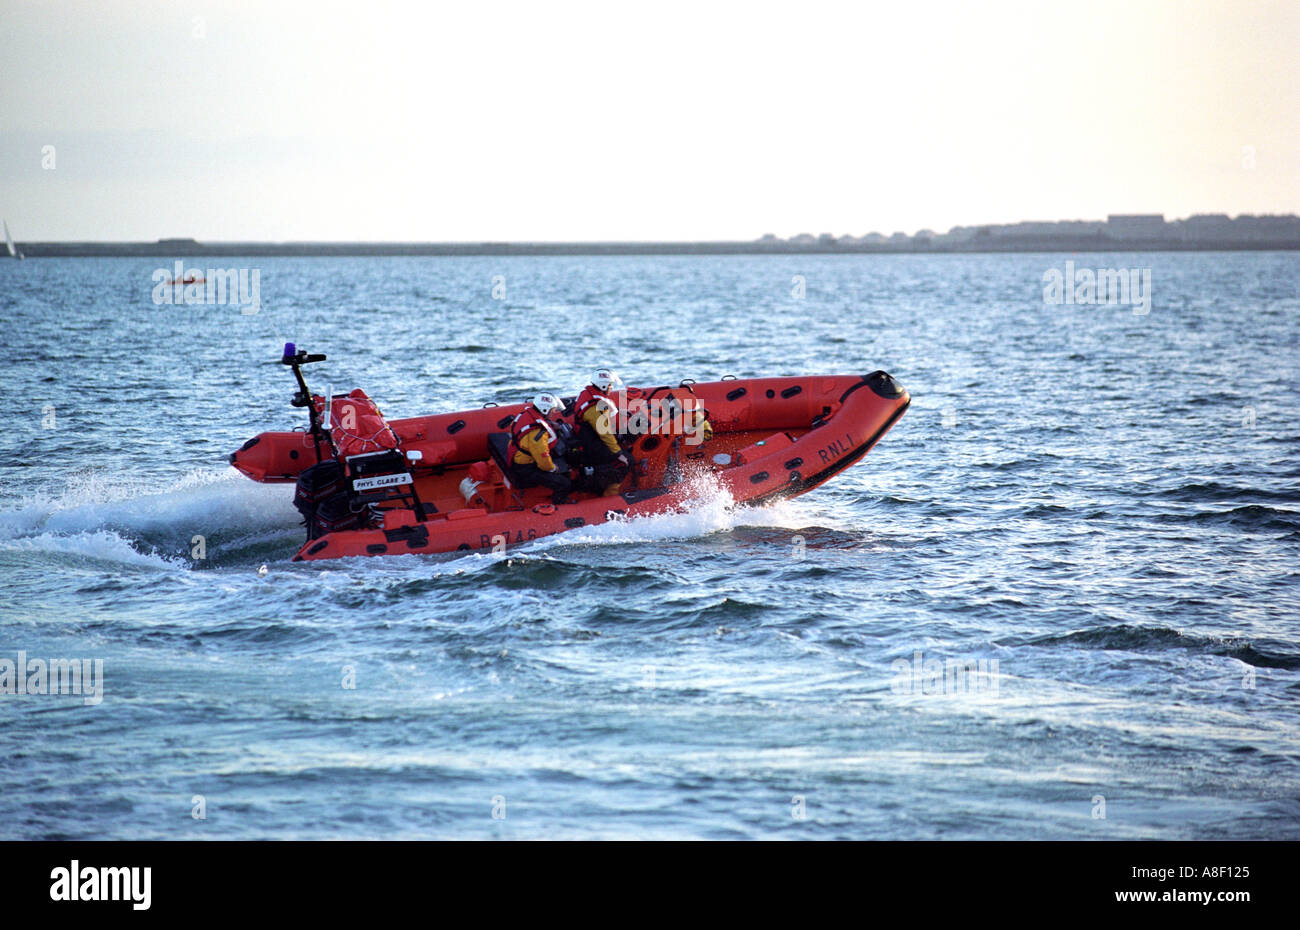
10;238;1300;258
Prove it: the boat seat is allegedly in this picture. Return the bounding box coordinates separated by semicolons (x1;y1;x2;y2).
487;433;514;487
486;433;527;507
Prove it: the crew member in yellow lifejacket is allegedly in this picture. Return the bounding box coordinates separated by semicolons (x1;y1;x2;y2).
570;368;631;496
507;393;573;504
685;400;713;445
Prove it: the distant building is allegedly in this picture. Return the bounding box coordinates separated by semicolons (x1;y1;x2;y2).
986;220;1106;240
1232;214;1300;240
1173;214;1233;241
1106;214;1167;237
1004;221;1060;236
1057;220;1106;235
748;212;1298;252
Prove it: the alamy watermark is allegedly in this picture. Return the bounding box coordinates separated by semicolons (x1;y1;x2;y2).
152;262;261;314
1043;260;1150;315
610;394;710;447
890;651;1000;696
0;651;104;705
50;860;150;910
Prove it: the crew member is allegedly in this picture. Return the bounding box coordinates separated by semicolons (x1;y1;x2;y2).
685;402;714;445
570;369;631;496
507;393;572;504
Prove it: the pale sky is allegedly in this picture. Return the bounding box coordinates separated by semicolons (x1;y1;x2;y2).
1;0;1297;241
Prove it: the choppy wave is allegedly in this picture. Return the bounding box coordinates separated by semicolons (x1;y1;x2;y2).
1007;624;1300;670
1150;481;1300;505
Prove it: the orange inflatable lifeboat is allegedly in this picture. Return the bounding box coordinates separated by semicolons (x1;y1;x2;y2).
230;345;910;561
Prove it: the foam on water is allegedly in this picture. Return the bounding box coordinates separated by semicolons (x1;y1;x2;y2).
0;529;186;570
534;476;832;552
0;458;835;569
0;467;297;542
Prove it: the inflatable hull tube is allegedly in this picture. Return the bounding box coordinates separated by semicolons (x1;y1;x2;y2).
229;371;909;561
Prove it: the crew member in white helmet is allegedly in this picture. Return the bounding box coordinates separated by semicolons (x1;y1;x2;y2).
570;369;631;496
506;392;572;504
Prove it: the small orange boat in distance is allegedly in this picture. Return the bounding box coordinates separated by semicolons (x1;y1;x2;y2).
230;345;910;561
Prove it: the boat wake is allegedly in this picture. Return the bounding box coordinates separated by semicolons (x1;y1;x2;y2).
0;468;300;569
529;471;830;552
0;467;839;571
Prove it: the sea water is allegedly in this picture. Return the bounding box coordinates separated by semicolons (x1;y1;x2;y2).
1;252;1297;838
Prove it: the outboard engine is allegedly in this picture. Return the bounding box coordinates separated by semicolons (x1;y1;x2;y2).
293;459;368;540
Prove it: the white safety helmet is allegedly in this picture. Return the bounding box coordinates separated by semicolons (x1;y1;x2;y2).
591;368;624;392
530;392;563;416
